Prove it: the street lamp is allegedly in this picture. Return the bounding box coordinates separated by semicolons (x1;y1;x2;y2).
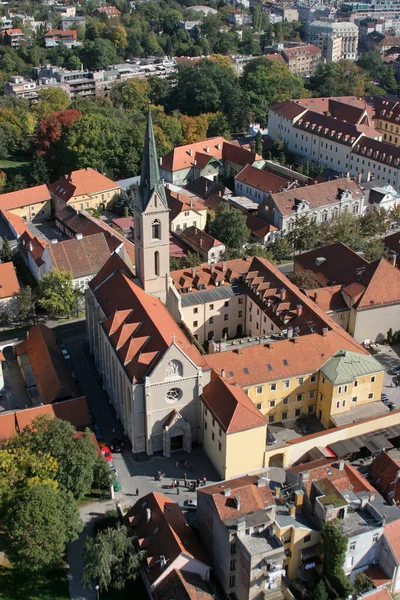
95;585;100;600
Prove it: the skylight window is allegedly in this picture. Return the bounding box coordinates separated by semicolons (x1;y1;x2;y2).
283;359;289;366
244;368;249;374
267;364;273;371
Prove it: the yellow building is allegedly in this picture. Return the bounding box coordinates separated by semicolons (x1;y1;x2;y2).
317;349;385;427
49;168;120;213
201;370;267;479
166;187;207;234
0;184;52;222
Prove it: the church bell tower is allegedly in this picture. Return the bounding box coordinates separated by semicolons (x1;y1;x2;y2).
133;108;170;303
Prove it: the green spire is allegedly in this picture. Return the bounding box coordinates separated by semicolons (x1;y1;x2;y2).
138;107;167;210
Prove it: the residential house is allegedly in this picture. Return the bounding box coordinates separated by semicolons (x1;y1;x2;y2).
93;6;121;18
159;137;261;185
380;520;400;593
60;16;86;30
286;458;400;584
246;214;278;245
15;324;79;405
126;492;210;595
365;183;400;213
282;44;322;77
178;20;201;40
1;209;31;239
305;21;359;60
369;450;400;504
294;242;400;342
375;97;400;147
178;227;225;264
0;262;20;317
258;178;365;233
196;475;284;600
201;370;267;479
359;18;384;46
111;216;134;240
0;184;52;222
19;231;48;281
44;29;80;48
385;231;400;267
49;168;121;213
234;164;297;206
152;569;214;600
1;28;24;48
166;187;207;233
368;32;400;54
227;9;252;25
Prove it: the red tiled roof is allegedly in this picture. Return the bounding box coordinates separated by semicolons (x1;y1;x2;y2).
19;232;47;267
111;216;134;230
1;209;29;237
268;178;364;218
384;521;400;563
198;474;275;522
0;413;17;443
179;226;223;253
81;211;135;267
294;242;369;286
48;233;111;279
235;164;291;193
265;53;287;64
352;136;400;166
170;257;251;293
89;254;208;382
201;371;267;434
246;214;277;239
356;258;400;309
0;184;50;210
126;492;208;585
369;451;400;502
15;396;91;431
15;324;79;405
0;261;20;299
283;44;321;59
45;29;77;40
308;285;348;313
153;570;213;600
360;589;393;600
49;168;119;203
288;458;375;496
160;138;260;173
166;188;206;222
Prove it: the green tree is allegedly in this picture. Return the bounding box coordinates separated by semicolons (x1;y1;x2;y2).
6;173;27;192
110;79;149;113
34;87;70;120
3;483;82;572
93;455;114;490
244;243;277;263
81;39;120;70
37;269;76;317
31;151;50;185
313;580;329;600
363;238;385;262
240;58;308;125
323;522;353;598
16;285;36;323
254;131;263;155
0;312;12;328
269;235;292;261
210;204;250;248
83;525;145;591
0;237;12;262
292;269;320;290
308;61;366;97
288;216;320;253
354;572;373;595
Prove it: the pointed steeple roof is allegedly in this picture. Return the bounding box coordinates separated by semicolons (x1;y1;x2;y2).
137;107;168;210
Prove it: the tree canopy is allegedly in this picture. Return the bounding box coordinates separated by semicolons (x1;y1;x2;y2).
210;204;250;249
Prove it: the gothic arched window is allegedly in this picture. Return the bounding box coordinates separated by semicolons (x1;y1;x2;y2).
152;219;161;240
154;251;160;276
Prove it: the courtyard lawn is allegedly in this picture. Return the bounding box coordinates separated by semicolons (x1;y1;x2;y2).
0;155;33;182
0;566;69;600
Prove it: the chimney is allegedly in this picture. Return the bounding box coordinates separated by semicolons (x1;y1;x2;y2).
390;252;397;267
159;157;162;165
288;503;296;517
294;490;304;508
287;327;293;338
234;495;241;510
29;241;33;252
75;233;83;240
50;239;58;244
217;143;221;150
314;290;319;301
256;478;266;487
280;288;286;300
200;238;203;246
224;487;232;497
296;304;303;317
189;148;193;157
275;487;281;498
266;342;273;349
221;369;226;378
338;460;345;471
235;348;242;354
146;508;151;523
292;336;298;344
206;146;210;153
322;327;328;337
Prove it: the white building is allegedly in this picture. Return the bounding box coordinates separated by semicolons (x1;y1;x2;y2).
306;21;359;60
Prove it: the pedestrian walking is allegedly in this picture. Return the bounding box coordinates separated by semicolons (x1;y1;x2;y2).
136;488;139;496
396;379;399;388
177;487;180;495
184;473;187;486
202;476;207;486
171;481;175;489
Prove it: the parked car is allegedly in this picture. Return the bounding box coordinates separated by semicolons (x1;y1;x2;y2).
381;394;389;403
393;367;400;376
61;348;71;360
267;431;277;445
110;438;125;453
93;423;104;441
388;402;396;411
178;499;197;511
101;446;113;462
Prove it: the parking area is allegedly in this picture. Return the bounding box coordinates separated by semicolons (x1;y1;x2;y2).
373;344;400;407
26;219;67;243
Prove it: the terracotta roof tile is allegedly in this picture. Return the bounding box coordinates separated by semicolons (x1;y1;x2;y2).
384;521;400;563
198;474;275;522
90;254;208;381
19;232;47;267
166;188;206;221
201;370;267;433
15;396;91;431
369;451;400;502
294;242;369;286
49;168;119;203
269;178;364;218
235;164;291;193
15;324;79;405
308;285;348;313
126;492;208;585
246;214;277;239
0;262;20;298
153;569;213;600
1;209;29;237
0;413;17;443
288;458;374;496
0;184;50;210
81;211;135;267
357;258;400;309
48;233;111;279
180;226;223;253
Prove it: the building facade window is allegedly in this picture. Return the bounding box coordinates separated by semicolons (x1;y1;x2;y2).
152;219;161;239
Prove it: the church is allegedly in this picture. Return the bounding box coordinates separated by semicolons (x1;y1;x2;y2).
86;110;211;456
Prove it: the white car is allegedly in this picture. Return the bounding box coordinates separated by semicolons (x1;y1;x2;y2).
109;462;118;478
61;348;71;360
179;499;197;511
